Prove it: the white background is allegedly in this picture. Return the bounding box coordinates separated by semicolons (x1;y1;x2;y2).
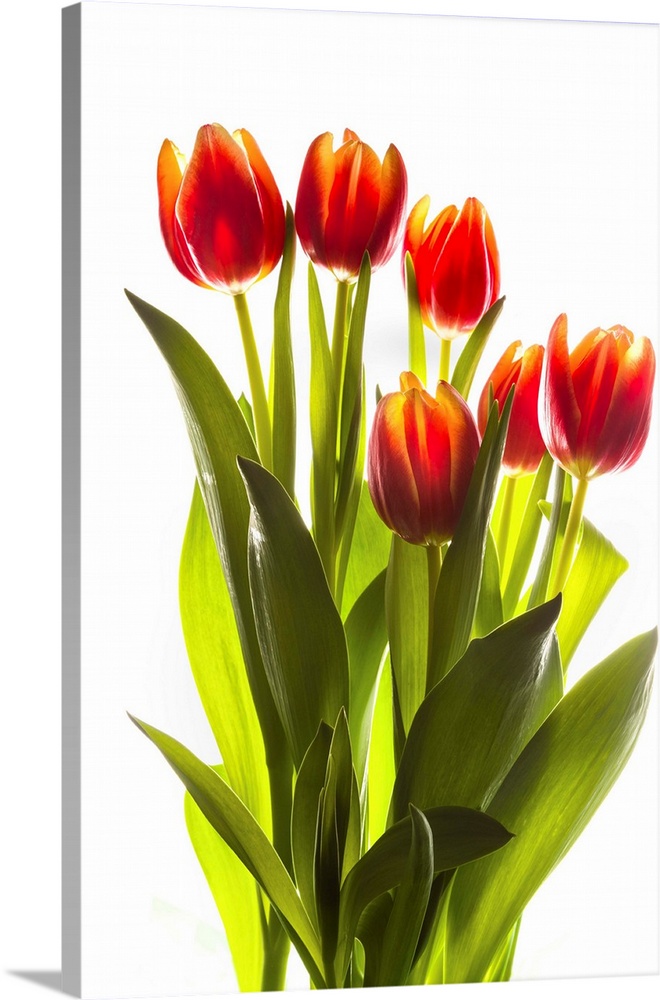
1;2;658;1000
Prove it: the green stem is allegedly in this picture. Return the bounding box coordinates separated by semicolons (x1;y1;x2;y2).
551;477;589;597
439;338;451;384
261;915;290;991
498;475;517;582
426;543;442;673
331;280;351;399
234;292;273;470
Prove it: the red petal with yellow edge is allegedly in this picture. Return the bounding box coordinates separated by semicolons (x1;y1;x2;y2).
235;128;285;282
176;124;265;293
295;132;336;271
367;144;408;272
539;314;582;472
594;335;656;477
157;139;211;288
324;137;381;280
435;381;480;514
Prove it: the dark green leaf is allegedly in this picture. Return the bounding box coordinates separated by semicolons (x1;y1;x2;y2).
405;251;426;385
445;627;657;983
238;457;350;768
291;724;333;929
473;527;503;638
391;596;563;823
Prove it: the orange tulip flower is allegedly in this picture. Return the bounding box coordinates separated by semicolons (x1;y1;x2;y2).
404;196;500;339
478;341;546;477
294;129;407;282
157;124;285;295
368;372;480;546
539;315;656;481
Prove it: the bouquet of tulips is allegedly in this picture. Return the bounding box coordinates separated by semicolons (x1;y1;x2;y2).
126;124;656;990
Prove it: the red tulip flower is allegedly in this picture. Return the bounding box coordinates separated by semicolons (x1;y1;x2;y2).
478;341;546;478
404;196;500;339
157;124;285;295
367;372;480;546
539;314;655;481
294;129;407;282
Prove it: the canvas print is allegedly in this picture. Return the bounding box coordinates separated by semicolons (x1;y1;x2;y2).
66;1;658;996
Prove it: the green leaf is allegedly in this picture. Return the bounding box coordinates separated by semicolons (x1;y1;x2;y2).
428;393;512;688
335;384;369;609
445;627;657;983
184;765;265;992
308;263;337;589
340;482;391;620
237;393;256;443
357;894;394;987
129;715;325;985
179;482;270;832
291;723;333;930
375;806;435;986
271;203;297;499
344;569;388;787
238;457;350;768
125;291;284;754
473;527;503;638
337;805;514;979
556;515;629;672
501;453;553;618
391;596;563;823
367;656;396;845
451;297;505;399
527;466;571;611
405;251;426;385
386;535;429;734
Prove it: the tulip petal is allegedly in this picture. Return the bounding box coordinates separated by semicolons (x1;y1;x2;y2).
368;392;422;544
572;330;619;473
295;132;336;271
176;124;265;293
368;144;408;272
505;344;545;477
157;139;212;289
235;128;285;283
325;136;381;280
594;335;656;476
540;314;581;473
430;198;493;337
477;341;521;438
436;382;481;517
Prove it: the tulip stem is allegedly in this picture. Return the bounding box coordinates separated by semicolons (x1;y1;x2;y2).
331;280;351;397
234;293;273;471
498;474;517;580
427;543;442;671
551;476;589;597
439;338;452;384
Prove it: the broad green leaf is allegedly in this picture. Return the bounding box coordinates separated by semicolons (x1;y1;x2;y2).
445;627;657;983
405;251;426;385
125;291;284;754
391;596;563;823
184;765;265;992
357;894;394;988
484;916;521;982
367;657;396;845
473;528;503;638
451;297;505;399
271;203;297;499
340;483;391;620
501;453;553;618
129;715;325;985
386;535;430;734
238;457;350;768
308;263;337;589
556;515;629;672
344;569;388;787
375;806;435;986
180;482;270;833
428;394;512;688
291;723;333;930
337;805;514;979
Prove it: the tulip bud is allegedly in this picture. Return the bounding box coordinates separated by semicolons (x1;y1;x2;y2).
478;341;546;478
368;373;480;546
157;124;285;295
404;196;500;339
294;129;407;283
539;314;656;480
